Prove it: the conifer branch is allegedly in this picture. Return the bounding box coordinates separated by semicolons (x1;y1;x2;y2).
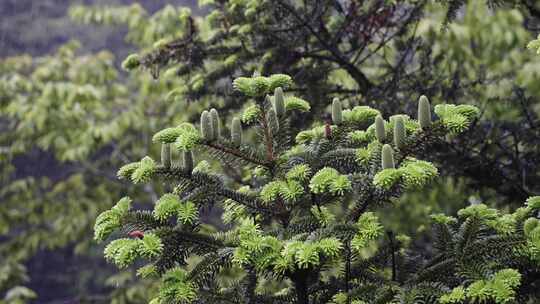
154;166;273;215
204;142;269;167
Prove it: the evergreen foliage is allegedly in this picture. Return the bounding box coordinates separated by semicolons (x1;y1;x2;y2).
3;0;540;301
92;74;540;303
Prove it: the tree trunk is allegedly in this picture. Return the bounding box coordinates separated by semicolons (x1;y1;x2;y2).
293;275;309;304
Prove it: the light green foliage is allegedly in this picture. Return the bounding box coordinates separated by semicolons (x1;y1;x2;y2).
233;74;293;97
70;4;193;48
260;181;284;203
268;74;293;91
131;156;157;184
430;213;457;225
260;180;304;203
117;162;140;179
330;293;367;304
458;204;499;219
523;218;540;236
458;204;518;235
152;126;185;144
440;269;521;304
309;167;352;195
275;238;343;272
526;196;540;209
355;141;379;166
329;292;367;304
104;238;141;269
156;267;197;304
13;0;537;301
286;164;312;182
0;2;247;300
0;55;138;296
399;158;439;190
375;165;432;190
104;234;164;269
330;293;348;304
177;201;198;224
241;104;262;124
315;237;343;259
296;125;336;144
94;197;132;241
174;124;202;151
310;206;336;226
96;73;513;303
0;42;131;162
434;104;480;133
137;264;158;278
222;199;248;225
284;96;311;112
488;214;516;236
439;286;466;304
375;155;438;190
527;34;540;54
388;114;420;135
420;1;540;118
348;130;373;145
351;212;384;251
3;286;37;303
154;194;182;221
342;106;380;125
233;219;281;268
139;233;164;258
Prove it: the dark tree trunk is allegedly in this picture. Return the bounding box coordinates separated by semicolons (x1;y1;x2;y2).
294;277;309;304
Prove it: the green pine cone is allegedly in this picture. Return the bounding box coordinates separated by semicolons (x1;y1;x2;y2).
524;218;540;236
274;87;285;117
210;108;221;139
161;144;171;168
200;110;214;141
418;95;432;129
381;144;395;169
231;117;243;146
332;97;343;125
375;115;385;143
267;107;279;134
183;151;194;172
393;116;406;149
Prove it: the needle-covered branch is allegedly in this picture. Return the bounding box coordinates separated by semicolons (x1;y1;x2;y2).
95;74;540;304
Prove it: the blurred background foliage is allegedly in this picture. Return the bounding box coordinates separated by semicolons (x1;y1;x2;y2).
0;0;539;303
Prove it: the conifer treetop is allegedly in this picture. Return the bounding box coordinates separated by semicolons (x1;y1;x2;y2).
92;74;535;304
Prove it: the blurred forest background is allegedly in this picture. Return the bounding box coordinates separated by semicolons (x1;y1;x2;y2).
0;1;200;302
0;0;201;57
1;0;540;303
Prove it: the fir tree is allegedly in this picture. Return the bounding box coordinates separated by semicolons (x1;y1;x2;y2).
93;74;540;303
3;1;540;301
